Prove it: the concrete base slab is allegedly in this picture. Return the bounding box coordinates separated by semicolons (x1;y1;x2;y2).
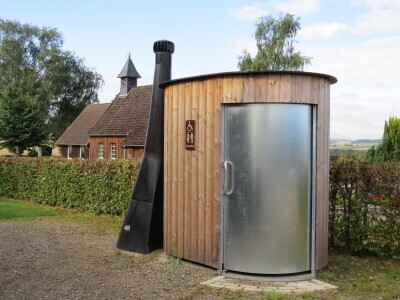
201;276;337;294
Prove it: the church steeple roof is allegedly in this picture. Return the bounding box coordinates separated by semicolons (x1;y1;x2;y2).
117;54;141;78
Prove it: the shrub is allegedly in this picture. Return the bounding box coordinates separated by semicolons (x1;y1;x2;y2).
366;116;400;161
0;157;140;215
330;155;400;258
27;149;38;157
1;156;399;258
41;145;52;156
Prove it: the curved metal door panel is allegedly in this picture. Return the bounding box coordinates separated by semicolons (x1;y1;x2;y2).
222;104;312;274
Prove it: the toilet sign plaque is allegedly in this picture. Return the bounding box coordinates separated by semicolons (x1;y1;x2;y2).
185;120;195;150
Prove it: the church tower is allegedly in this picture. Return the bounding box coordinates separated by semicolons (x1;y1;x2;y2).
117;54;141;95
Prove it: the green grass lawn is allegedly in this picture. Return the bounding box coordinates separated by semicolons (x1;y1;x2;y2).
0;197;122;233
0;198;61;219
318;254;400;299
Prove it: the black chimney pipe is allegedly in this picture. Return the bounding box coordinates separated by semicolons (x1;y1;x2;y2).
116;40;174;253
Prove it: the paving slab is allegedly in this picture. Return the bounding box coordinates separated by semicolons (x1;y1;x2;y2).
201;276;338;294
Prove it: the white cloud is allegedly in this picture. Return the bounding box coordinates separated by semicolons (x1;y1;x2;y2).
355;8;400;32
307;35;400;88
351;0;400;33
330;93;399;138
232;0;320;21
232;3;269;21
300;22;351;39
273;0;321;16
363;35;400;47
351;0;400;9
303;36;400;138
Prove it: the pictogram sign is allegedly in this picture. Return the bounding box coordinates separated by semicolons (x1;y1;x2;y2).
185;120;195;150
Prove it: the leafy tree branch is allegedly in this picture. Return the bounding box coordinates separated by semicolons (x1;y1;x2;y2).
238;13;311;71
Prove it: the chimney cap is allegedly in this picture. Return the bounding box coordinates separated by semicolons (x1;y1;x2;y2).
153;40;174;54
117;55;141;78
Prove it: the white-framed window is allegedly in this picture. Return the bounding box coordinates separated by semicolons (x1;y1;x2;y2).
67;145;72;159
80;145;85;158
98;143;104;159
110;143;116;159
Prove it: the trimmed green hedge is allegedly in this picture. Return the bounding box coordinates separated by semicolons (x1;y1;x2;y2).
1;156;399;258
330;155;400;258
0;158;140;215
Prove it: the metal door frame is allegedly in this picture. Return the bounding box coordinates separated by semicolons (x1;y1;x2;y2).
219;103;317;281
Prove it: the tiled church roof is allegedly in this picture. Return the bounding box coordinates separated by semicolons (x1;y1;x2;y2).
89;85;152;146
55;103;110;146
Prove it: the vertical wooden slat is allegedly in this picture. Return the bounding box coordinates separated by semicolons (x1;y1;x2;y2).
89;142;92;159
267;74;280;101
314;77;323;269
163;89;169;252
212;78;222;267
131;148;145;159
177;83;185;258
303;76;314;104
291;75;303;103
222;77;233;103
279;74;292;102
191;82;199;261
184;82;192;259
255;75;268;102
319;80;325;269
166;87;173;254
319;79;328;269
197;80;206;264
105;138;108;158
205;79;214;267
232;77;243;103
323;80;330;268
243;76;255;102
171;83;179;256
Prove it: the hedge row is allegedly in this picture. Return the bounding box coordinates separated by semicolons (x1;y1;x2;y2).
330;155;400;258
0;157;140;215
1;156;399;258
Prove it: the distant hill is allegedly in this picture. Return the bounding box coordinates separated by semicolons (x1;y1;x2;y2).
330;138;353;144
329;138;382;156
351;139;381;144
330;138;381;145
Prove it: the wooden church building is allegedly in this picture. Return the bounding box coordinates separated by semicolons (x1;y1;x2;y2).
55;56;151;160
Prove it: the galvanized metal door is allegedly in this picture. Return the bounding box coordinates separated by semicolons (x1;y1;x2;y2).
222;103;312;275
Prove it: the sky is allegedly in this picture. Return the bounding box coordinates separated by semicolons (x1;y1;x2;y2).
2;0;400;139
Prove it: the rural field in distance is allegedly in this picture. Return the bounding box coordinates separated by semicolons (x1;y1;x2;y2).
330;138;380;155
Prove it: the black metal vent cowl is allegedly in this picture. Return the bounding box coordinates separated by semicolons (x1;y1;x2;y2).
116;40;174;253
153;40;175;53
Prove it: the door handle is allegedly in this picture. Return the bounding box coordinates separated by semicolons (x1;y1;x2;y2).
223;161;234;195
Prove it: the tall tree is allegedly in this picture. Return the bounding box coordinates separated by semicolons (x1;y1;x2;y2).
238;13;311;71
367;116;400;161
0;19;103;147
0;87;47;156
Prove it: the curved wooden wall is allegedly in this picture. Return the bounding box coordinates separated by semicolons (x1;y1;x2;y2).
163;73;332;270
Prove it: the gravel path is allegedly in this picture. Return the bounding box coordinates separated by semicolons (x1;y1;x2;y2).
0;219;238;300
